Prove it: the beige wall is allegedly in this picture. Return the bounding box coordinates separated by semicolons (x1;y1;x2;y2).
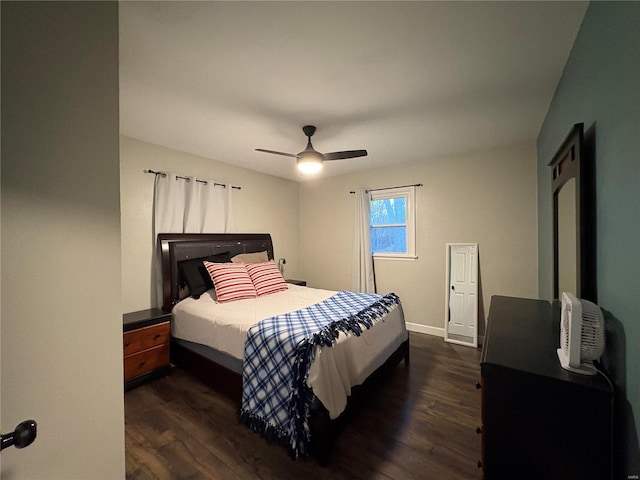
1;2;124;478
120;136;301;312
300;143;539;335
122;138;538;335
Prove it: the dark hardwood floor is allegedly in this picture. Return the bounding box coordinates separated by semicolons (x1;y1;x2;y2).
125;332;483;479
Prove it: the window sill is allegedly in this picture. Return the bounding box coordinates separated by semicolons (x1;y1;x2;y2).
373;255;418;261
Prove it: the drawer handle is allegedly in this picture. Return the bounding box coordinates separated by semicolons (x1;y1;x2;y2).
475;382;482;390
476;426;482;434
153;334;161;340
124;342;130;347
477;460;482;469
138;361;146;368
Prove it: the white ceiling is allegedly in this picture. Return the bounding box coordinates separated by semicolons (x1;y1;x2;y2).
119;1;587;182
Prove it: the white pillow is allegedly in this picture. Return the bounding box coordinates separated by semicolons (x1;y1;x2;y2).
230;251;269;264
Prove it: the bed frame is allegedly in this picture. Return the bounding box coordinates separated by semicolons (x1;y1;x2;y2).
158;233;410;465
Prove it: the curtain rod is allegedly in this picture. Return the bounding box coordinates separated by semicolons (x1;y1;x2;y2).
145;169;241;190
349;183;423;194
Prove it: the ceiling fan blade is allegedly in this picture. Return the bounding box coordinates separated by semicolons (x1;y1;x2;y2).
255;148;297;158
324;150;368;161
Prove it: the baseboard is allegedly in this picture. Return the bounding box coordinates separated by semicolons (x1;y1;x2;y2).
405;322;444;338
405;322;484;347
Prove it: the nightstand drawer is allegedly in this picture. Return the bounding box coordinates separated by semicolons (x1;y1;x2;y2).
123;322;170;356
124;344;170;380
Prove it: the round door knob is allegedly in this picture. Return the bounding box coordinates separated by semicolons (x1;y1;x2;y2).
14;420;37;449
1;420;37;451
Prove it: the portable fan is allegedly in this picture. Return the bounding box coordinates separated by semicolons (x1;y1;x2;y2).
557;292;605;375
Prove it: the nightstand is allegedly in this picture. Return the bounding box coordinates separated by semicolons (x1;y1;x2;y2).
123;308;171;390
286;279;307;286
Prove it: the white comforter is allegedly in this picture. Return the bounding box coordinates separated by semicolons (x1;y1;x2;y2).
172;284;408;418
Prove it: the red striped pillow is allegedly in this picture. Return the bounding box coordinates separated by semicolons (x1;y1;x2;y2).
245;260;289;297
203;262;257;303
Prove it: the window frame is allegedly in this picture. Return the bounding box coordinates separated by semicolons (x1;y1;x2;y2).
369;186;417;260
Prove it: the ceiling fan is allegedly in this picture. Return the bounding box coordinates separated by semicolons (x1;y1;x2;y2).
255;125;368;174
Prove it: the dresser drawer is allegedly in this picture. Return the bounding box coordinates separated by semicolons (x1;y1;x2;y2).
123;321;170;356
124;344;170;380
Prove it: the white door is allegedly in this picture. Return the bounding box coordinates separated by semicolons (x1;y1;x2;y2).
445;243;478;346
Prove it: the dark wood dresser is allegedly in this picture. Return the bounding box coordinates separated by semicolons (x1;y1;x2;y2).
480;296;613;480
123;308;171;390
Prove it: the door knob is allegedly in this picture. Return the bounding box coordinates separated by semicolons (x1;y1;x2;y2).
1;420;37;451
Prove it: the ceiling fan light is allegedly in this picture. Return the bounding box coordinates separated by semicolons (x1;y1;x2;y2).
297;153;323;174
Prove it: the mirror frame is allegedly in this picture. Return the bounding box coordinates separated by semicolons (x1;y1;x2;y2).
549;123;585;300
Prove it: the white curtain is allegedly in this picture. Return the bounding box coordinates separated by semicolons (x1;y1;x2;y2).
153;172;188;236
184;177;235;233
352;188;376;293
152;172;235;305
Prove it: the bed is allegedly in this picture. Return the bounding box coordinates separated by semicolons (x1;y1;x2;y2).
158;233;409;464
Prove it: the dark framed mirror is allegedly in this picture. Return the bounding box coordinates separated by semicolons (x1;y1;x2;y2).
549;123;588;301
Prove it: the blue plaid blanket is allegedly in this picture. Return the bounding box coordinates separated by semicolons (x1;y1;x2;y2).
240;290;400;458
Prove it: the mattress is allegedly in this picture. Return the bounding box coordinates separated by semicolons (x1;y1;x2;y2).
172;284;408;418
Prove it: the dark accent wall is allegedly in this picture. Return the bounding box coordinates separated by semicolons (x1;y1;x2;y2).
537;2;640;477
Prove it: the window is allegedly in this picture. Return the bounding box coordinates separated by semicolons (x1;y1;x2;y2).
370;186;416;259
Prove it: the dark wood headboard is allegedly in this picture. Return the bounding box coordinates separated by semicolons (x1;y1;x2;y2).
158;233;274;312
